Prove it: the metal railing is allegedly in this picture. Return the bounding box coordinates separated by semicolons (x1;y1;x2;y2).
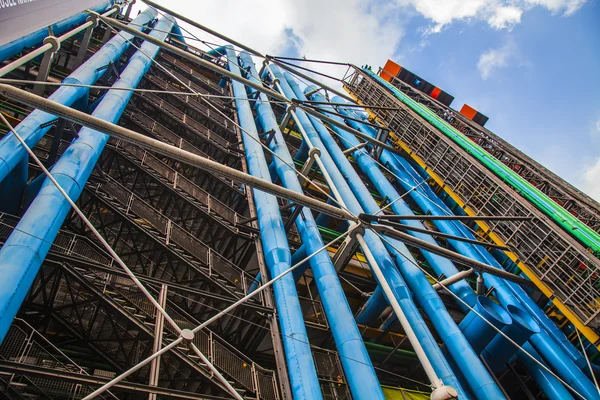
0;319;114;399
113;139;241;227
123;107;245;195
95;177;254;296
384;70;600;233
94;272;279;400
298;296;328;329
0;213;114;268
344;67;600;327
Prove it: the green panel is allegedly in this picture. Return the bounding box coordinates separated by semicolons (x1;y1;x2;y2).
364;68;600;256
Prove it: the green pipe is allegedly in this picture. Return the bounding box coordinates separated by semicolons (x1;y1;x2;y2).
364;342;417;361
364;68;600;256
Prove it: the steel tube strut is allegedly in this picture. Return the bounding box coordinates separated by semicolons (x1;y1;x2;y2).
238;52;384;400
0;14;175;341
303;86;505;399
269;65;463;398
0;7;159;184
0;84;352;221
224;46;321;400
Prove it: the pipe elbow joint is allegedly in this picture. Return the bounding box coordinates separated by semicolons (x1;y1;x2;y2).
431;385;458;400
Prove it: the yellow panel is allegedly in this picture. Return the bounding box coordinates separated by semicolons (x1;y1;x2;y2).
344;86;600;348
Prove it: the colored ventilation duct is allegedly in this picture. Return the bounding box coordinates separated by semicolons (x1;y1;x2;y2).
482;305;540;373
268;66;466;398
336;104;578;399
0;7;159;185
379;147;595;399
329;96;476;312
237;51;384;400
224;46;322;400
307;88;505;400
363;67;600;256
0;12;174;342
0;1;114;62
458;296;512;354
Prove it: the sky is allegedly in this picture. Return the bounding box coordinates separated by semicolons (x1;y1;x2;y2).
132;0;600;201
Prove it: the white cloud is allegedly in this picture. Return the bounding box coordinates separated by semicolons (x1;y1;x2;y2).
582;158;600;202
393;0;589;32
524;0;588;15
130;0;403;88
477;40;517;79
488;6;523;29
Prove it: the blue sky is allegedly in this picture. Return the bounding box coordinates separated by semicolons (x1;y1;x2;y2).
391;1;600;199
135;0;600;200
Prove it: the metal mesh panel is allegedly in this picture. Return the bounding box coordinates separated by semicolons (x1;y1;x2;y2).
212;340;254;390
344;68;600;326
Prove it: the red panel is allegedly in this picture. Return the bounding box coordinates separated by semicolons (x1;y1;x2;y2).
460;104;477;120
430;87;442;99
380;59;402;82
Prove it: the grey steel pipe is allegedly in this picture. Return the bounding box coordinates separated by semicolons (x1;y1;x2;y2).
0;83;352;221
373;224;535;287
433;269;474;291
0;4;125;78
92;14;406;159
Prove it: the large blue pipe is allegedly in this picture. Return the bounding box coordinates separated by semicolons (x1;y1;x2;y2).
268;66;467;398
225;47;321;400
389;154;599;399
391;149;595;373
238;52;384;400
326;96;476;312
306;88;505;400
0;7;158;185
0;14;173;342
0;1;114;63
343;113;589;398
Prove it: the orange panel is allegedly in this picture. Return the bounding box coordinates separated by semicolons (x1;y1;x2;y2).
380;59;401;82
460;104;477;120
431;87;442;99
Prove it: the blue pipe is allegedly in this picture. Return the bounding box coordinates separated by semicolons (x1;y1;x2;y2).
381;149;596;399
459;296;512;354
326;96;476;312
269;66;467;398
0;14;174;342
351;106;593;370
0;7;158;185
306;88;505;400
0;1;114;63
337;105;578;399
483;305;540;373
238;52;383;400
225;47;321;400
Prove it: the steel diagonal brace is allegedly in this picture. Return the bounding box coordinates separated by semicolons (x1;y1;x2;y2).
366;222;534;288
0;84;354;222
332;222;364;272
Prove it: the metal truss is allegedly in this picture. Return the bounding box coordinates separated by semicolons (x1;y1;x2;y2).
344;67;600;334
383;72;600;233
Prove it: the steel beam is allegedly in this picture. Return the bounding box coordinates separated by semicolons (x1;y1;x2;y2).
0;83;353;221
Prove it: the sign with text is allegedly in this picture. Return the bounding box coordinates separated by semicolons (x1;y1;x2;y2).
0;0;108;47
